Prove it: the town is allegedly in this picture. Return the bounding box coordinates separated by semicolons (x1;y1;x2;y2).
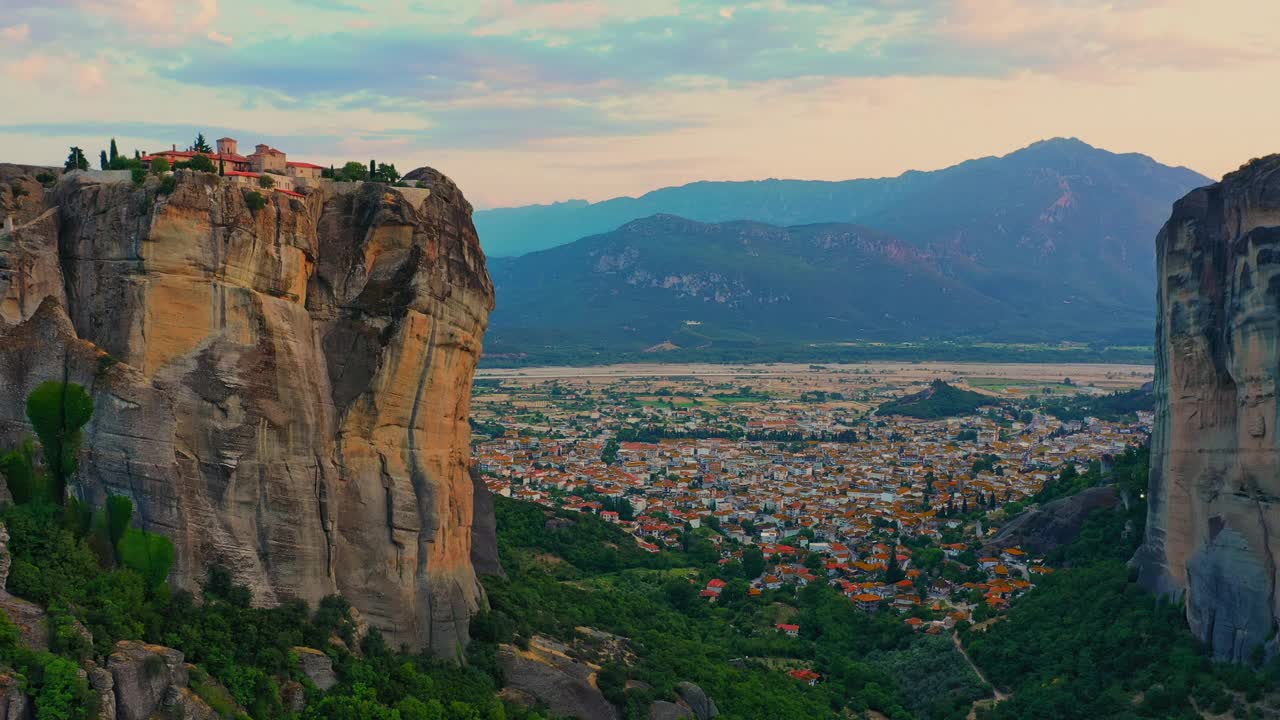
472;361;1153;674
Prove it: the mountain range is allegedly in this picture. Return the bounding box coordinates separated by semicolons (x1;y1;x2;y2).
479;138;1212;363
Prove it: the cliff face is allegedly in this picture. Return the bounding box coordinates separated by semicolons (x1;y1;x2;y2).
1136;156;1280;662
0;167;496;655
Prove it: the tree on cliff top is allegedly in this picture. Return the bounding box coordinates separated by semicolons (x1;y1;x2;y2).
191;133;212;153
337;161;368;182
63;147;89;172
375;162;400;183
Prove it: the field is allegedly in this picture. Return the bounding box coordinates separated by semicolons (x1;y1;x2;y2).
476;361;1152;392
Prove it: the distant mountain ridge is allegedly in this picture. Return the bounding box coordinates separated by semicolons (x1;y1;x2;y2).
481;138;1211;363
475;138;1209;258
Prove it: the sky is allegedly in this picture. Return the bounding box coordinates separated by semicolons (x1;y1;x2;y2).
0;0;1277;209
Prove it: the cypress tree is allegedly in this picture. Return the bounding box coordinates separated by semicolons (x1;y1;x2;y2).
99;150;109;170
109;138;119;163
369;159;376;180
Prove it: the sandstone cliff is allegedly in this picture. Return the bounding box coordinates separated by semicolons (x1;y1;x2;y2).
1136;156;1280;662
0;167;495;655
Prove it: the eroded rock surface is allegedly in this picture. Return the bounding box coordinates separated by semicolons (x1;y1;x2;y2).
0;168;494;654
986;486;1119;558
1135;155;1280;662
496;635;619;720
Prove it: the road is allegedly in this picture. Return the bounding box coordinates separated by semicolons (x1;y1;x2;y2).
953;631;1009;720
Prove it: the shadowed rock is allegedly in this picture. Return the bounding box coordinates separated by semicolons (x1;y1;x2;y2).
986;486;1120;558
1135;155;1280;663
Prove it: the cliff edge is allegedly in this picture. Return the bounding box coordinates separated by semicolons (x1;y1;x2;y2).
1135;155;1280;662
0;167;496;655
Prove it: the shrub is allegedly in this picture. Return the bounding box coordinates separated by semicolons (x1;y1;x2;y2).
244;191;268;211
35;171;56;185
26;381;94;501
257;174;274;189
159;175;177;195
11;182;28;198
150;157;170;174
131;168;147;186
0;438;45;506
183;154;215;173
117;527;175;588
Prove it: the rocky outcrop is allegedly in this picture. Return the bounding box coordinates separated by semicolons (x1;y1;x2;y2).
0;674;31;720
0;524;47;652
0;168;494;654
292;646;338;691
673;682;718;720
85;662;114;720
100;642;232;720
470;467;503;577
986;487;1120;558
1135;155;1280;663
496;635;619;720
107;641;189;720
650;701;693;720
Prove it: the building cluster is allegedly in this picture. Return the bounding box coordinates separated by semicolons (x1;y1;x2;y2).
473;372;1151;638
142;137;324;194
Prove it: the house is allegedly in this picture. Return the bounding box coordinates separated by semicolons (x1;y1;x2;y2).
854;593;881;612
775;623;799;637
788;669;821;686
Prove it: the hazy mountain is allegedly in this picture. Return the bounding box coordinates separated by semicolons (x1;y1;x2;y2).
475;137;1210;260
488;214;1149;358
481;138;1210;361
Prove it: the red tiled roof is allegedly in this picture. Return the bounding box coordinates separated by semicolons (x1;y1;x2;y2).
287;161;325;169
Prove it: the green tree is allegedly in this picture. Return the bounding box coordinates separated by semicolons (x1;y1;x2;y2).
0;438;43;506
32;654;96;720
258;174;275;189
183;154;215;173
109;138;119;164
192;133;212;153
742;546;766;578
25;382;94;503
883;545;905;584
150;157;170;174
369;159;376;179
601;438;620;465
116;527;174;587
376;163;400;183
338;161;368;182
98;150;109;171
64;147;89;172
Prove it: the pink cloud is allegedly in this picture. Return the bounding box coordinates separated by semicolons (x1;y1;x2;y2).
0;24;31;42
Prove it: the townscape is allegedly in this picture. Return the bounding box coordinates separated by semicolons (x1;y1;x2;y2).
473;363;1153;651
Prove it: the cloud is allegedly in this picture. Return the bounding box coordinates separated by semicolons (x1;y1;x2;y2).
77;62;105;93
0;24;32;42
2;0;1279;206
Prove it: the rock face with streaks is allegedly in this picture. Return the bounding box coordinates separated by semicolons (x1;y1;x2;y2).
1135;155;1280;662
0;167;494;655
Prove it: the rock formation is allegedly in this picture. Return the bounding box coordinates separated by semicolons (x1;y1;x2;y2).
985;487;1120;558
496;635;619;720
1135;155;1280;662
0;167;495;654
